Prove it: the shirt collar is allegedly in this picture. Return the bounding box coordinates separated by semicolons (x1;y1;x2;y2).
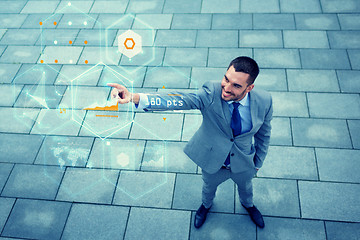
227;93;249;106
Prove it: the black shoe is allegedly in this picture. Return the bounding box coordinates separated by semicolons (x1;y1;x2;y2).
194;204;210;228
241;204;265;228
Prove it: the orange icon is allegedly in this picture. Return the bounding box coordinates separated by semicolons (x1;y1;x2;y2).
69;40;73;44
39;22;43;25
83;103;118;111
124;38;135;50
163;117;166;121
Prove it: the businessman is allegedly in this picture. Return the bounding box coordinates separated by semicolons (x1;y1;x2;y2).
108;56;273;229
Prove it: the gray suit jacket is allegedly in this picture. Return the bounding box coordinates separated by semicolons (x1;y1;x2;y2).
143;81;273;174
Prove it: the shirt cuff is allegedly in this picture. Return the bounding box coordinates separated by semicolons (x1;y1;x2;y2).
135;93;149;109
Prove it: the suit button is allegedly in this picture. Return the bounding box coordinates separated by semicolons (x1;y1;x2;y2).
230;139;234;142
230;153;234;156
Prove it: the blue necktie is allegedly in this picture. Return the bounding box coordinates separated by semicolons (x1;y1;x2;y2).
224;102;242;166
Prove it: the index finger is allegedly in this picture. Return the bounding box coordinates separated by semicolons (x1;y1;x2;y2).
107;83;124;89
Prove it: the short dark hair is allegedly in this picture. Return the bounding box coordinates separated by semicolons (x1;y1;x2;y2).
227;56;259;85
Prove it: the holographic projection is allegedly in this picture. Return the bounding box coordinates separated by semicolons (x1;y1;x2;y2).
9;2;201;200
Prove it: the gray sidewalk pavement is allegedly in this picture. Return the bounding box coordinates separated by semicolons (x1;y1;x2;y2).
0;0;360;239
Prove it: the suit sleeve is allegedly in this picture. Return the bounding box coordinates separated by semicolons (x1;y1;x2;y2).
253;96;273;168
142;81;216;112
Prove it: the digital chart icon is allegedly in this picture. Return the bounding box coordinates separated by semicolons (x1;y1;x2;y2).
118;30;142;59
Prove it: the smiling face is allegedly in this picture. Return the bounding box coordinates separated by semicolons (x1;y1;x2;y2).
221;65;255;102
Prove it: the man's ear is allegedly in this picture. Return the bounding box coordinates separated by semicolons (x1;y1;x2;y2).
247;84;255;92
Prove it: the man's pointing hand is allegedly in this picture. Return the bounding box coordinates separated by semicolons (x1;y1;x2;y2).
107;83;140;104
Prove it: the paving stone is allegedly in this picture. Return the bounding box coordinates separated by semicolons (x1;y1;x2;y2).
239;30;283;48
2;164;64;200
190;212;255;239
164;48;208;67
0;14;27;28
21;13;62;29
21;1;59;13
258;217;326;240
60;85;109;110
325;221;360;240
125;207;190;240
31;109;85;136
97;65;145;88
254;14;295;29
196;30;238;47
171;14;211;30
0;64;21;83
235;178;300;218
0;45;5;55
113;171;175;208
271;92;308;117
208;48;253;67
173;173;235;213
292;118;352;148
62;204;129;240
338;14;360;30
320;0;360;13
39;46;83;65
14;85;67;109
0;107;39;134
255;69;287;91
0;1;26;13
0;198;15;233
55;65;103;86
13;63;61;85
36;29;79;46
316;148;360;183
299;181;360;221
270;117;292;145
87;138;144;170
0;133;43;164
348;50;360;70
72;29;115;47
182;114;202;141
280;0;321;13
142;141;197;173
0;84;22;107
55;1;94;13
214;14;251;30
57;14;97;29
328;31;360;49
126;0;164;13
283;30;329;48
348;120;360;149
259;146;318;180
190;67;224;88
0;46;41;64
35;135;93;167
79;46;120;65
308;93;360;119
155;30;196;47
254;49;301;68
132;14;172;29
0;163;13;192
163;0;202;13
295;13;340;30
300;49;351;69
120;47;165;67
144;66;190;88
241;0;280;13
95;14;133;29
2;199;71;240
90;0;129;13
56;168;118;204
114;29;155;47
201;0;239;13
130;112;184;141
0;29;40;46
287;69;339;92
